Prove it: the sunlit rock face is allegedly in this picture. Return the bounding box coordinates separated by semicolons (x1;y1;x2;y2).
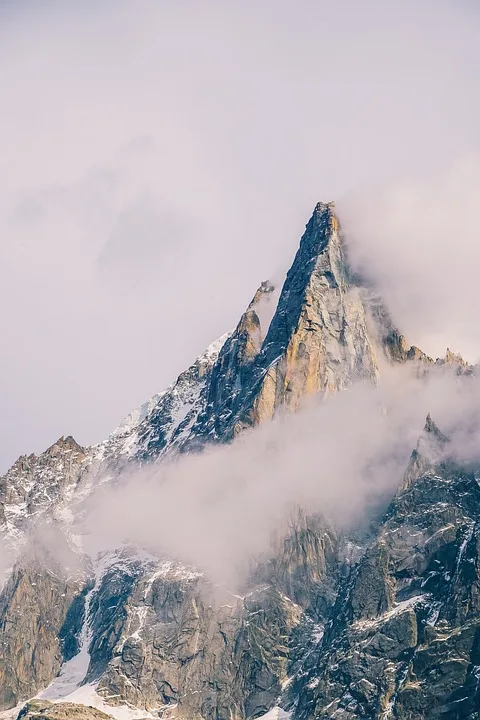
181;202;380;448
245;202;379;425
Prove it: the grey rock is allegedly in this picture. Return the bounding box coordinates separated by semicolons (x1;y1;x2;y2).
295;417;480;719
0;538;86;710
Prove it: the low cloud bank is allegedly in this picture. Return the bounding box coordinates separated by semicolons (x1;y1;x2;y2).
83;362;480;588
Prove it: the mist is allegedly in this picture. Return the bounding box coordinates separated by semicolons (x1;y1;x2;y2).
1;1;480;472
340;154;480;362
81;362;480;589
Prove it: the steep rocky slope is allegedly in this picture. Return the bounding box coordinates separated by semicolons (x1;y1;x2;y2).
0;436;87;548
0;538;86;710
186;201;379;445
0;202;476;720
290;417;480;719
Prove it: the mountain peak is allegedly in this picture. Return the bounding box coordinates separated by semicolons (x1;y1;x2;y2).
424;412;449;443
442;347;469;368
183;201;378;443
311;200;339;237
45;435;84;458
401;414;449;490
294;200;342;274
314;200;335;212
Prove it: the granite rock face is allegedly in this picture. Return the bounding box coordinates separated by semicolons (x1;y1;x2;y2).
64;517;335;720
89;559;301;719
292;417;480;720
244;203;378;425
0;436;87;546
0;539;86;710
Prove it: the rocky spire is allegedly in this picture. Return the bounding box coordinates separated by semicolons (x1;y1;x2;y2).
243;201;378;425
191;201;379;441
401;413;449;490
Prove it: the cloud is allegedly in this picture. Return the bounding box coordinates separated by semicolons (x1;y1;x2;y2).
82;362;480;589
340;155;480;362
0;0;479;472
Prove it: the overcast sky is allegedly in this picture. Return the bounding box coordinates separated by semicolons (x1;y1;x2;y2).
1;0;480;472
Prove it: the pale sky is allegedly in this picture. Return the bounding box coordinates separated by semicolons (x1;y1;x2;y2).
1;0;480;471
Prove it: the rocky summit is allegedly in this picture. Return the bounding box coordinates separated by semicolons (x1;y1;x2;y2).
0;202;479;720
